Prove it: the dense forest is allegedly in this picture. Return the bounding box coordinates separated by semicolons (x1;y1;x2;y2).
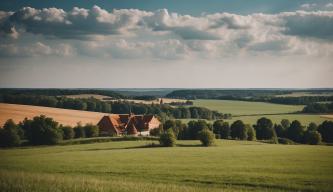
0;88;125;98
302;103;333;113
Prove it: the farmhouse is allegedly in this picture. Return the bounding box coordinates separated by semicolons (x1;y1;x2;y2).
97;114;161;136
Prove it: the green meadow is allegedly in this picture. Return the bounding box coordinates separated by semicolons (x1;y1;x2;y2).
1;140;333;192
192;99;304;115
190;99;332;125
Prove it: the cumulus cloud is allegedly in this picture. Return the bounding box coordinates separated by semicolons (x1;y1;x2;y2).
326;3;333;8
0;42;75;57
0;6;333;58
300;3;317;10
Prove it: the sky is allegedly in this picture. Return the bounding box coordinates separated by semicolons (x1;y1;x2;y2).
0;0;333;88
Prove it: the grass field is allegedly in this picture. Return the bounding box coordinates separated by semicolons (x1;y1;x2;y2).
0;103;108;127
192;100;304;115
0;140;332;192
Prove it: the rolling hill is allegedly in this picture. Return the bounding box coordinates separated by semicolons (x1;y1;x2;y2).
0;103;108;127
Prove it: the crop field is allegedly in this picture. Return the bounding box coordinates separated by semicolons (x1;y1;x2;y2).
0;140;332;192
0;103;107;127
192;99;304;115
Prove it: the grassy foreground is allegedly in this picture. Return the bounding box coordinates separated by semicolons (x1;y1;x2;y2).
1;140;333;192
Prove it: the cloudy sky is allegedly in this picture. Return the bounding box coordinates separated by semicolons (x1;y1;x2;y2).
0;0;333;88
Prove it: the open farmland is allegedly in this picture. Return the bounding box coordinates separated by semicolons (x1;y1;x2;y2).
0;140;332;192
192;99;304;115
64;94;187;104
65;94;113;100
0;103;107;127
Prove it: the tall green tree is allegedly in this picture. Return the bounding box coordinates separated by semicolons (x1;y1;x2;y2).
254;117;275;140
318;121;333;143
231;120;247;140
287;120;304;143
0;119;21;147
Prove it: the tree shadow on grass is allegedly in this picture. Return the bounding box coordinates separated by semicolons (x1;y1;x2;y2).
176;143;202;147
82;143;162;151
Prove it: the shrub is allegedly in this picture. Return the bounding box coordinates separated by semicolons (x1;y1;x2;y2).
278;138;296;145
303;131;322;145
246;125;256;141
23;115;63;145
149;126;163;136
0;119;21;147
84;124;99;138
198;129;215;146
61;126;74;140
159;129;176;147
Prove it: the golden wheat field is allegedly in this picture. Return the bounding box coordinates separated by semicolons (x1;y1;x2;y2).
0;103;108;127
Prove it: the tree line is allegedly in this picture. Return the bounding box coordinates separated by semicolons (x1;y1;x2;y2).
151;118;333;146
0;115;99;147
0;94;227;120
0;88;125;98
1;115;332;148
302;102;333;113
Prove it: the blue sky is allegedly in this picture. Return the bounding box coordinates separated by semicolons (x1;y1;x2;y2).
0;0;333;88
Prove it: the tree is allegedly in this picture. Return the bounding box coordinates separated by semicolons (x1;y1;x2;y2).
274;124;285;137
287;120;304;143
213;120;224;135
24;115;63;145
84;124;99;138
303;131;322;145
318;121;333;143
246;125;256;141
220;122;230;139
198;129;215;146
190;108;199;118
187;120;209;139
281;119;290;130
74;123;86;138
0;119;21;147
163;120;176;131
159;129;176;147
307;122;318;132
254;117;275;140
230;120;247;140
60;126;74;140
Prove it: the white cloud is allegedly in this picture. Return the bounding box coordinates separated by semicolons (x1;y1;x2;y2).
0;6;333;59
0;42;75;57
300;3;317;10
326;3;333;8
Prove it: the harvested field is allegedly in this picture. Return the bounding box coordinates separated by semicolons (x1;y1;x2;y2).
0;103;108;127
